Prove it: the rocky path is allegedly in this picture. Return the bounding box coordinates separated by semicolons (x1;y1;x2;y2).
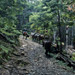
0;35;75;75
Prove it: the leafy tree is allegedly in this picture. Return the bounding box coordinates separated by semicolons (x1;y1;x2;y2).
29;0;75;53
0;0;27;35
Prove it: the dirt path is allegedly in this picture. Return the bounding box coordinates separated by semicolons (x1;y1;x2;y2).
0;35;75;75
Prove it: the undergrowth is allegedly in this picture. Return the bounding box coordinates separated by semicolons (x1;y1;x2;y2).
71;53;75;62
0;36;20;65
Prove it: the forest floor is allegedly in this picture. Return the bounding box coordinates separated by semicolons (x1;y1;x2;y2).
0;35;75;75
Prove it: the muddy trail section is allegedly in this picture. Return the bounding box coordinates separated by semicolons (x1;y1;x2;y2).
0;35;75;75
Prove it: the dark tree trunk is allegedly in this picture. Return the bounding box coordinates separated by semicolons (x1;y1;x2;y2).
58;10;62;53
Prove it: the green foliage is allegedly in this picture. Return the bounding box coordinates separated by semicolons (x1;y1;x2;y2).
0;0;26;63
29;0;75;36
0;41;13;61
0;45;9;54
71;53;75;61
0;0;26;32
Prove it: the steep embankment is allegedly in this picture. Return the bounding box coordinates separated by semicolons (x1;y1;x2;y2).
0;33;20;65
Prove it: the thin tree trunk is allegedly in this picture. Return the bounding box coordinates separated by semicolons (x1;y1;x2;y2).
58;10;62;53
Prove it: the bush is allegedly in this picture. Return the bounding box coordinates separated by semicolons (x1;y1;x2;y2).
71;53;75;61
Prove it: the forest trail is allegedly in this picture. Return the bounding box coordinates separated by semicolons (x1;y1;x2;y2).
0;35;75;75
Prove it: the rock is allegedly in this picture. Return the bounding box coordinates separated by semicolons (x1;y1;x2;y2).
39;55;42;58
25;71;29;74
21;51;25;55
22;45;27;47
34;59;37;62
20;48;24;50
15;59;29;66
31;48;34;50
1;70;10;75
17;66;26;70
4;65;13;69
18;70;26;74
32;71;35;74
22;68;27;70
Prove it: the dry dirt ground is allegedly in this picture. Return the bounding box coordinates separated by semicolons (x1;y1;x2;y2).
0;35;75;75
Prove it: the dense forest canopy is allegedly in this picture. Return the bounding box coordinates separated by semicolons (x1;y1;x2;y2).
29;0;75;34
0;0;74;35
